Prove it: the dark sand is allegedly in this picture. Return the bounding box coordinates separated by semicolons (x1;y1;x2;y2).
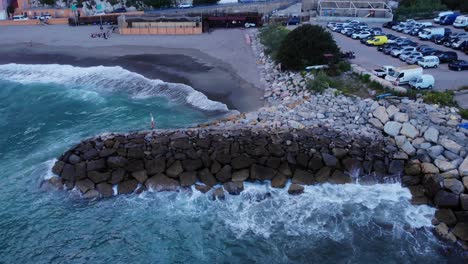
0;42;263;112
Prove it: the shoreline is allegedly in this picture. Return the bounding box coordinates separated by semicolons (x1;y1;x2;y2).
0;28;265;112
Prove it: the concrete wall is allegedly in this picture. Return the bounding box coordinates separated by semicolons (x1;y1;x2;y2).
120;26;203;35
0;17;68;25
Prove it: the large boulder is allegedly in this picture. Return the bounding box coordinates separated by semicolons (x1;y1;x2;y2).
145;173;179;191
315;167;332;183
61;164;76;181
88;171;111;183
435;209;458;226
393;112;408;123
328;170;352;184
292;169;315;185
182;159;203;171
198;168;217;187
434;159;457;172
195;184;211;193
75;179;95;193
288;184;304;195
231;156;254;169
96;182;114;198
424;127;439;143
110;169;125;184
423;174;444;198
443;179;465;194
461;194;468;210
179;171;197;187
107;156;127;168
223;181;244;195
373;106;389;124
434;223;457;243
132;170;148;183
321;153;338;167
216;165;232;183
232;169;249;182
271;174;288;188
87;159;106;171
421;163;440;174
452;223;468;241
434;190;460;209
166;160;183;178
212;187;225;200
383;122;402;137
439;138;462;154
400;123;419;139
118;179;138;195
459;157;468;177
427;145;444;159
144;158;165;175
250;164;276;181
52;161;65;175
400;141;416;156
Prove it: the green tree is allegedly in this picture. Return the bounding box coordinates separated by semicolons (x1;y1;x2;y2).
193;0;219;5
276;24;341;71
258;24;289;60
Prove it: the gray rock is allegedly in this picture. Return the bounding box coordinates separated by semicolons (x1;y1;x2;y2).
83;189;100;199
288;184;304;195
87;159;106;171
459;157;468;177
107;156;127;169
223;181;244;195
322;153;338;167
434;190;460;209
388;160;405;175
434;223;457;243
421;163;440;174
68;154;81;164
393;112;408;123
461;194;468;210
132;170;148;183
231;156;254;169
427;145;444;159
329;170;352;184
444;178;465;194
145;158;165;175
440;169;460;179
61;164;75;181
400;141;416;156
373;106;389;124
118;179;138;195
292;169;315;185
212;187;225;200
232;169;250;182
368;118;383;129
75;179;95;193
179;171;197;187
435;209;458;226
52;161;65;175
402;175;421;186
83;149;98;160
96;182;114;198
383;121;402;137
250;164;276;181
75;162;87;180
405;163;421;175
386;105;399;118
88;171;111;183
99;148;116;158
439;138;462;154
271;174;288;188
166;160;183;178
198;168;217;187
315;167;332;183
288;120;305;129
145;173;179;192
182;159;203;171
216;165;232;183
424;127;439;143
434;159;457;172
195;184;211;193
400;123;419;139
452;223;468;241
464;177;468;190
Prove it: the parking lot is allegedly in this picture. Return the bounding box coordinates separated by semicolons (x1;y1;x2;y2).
311;21;468;93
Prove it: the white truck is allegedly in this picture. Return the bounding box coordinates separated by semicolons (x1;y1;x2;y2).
385;65;423;86
418;27;450;40
453;15;468;28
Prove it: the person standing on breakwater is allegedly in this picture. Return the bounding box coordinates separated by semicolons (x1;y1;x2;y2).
150;113;155;129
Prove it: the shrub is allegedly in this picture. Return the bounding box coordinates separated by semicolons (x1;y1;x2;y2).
459;109;468;120
258;24;290;60
277;24;341;71
337;61;351;73
306;71;332;93
422;91;456;106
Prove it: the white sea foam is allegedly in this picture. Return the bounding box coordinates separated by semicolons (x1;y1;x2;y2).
0;63;230;112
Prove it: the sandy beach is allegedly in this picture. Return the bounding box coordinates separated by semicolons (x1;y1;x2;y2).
0;25;264;112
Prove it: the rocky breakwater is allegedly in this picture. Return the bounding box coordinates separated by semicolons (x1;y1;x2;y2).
48;128;393;200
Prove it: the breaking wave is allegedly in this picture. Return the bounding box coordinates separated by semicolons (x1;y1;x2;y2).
0;63;231;112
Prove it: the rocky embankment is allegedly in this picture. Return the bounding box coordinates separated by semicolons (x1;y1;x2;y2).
47;30;468;248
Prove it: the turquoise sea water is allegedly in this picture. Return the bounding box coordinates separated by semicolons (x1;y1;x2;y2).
0;64;465;263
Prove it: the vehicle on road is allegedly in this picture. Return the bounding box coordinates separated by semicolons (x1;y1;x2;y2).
434;11;455;23
431;51;458;63
419;27;451;40
385;65;423;85
448;60;468;71
352;31;371;39
366;35;388;46
418;56;440;68
454;15;468;28
409;74;435;89
372;65;395;78
13;15;28;20
440;13;460;25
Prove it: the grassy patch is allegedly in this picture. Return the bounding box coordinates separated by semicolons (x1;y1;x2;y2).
422;91;456;107
458;109;468;120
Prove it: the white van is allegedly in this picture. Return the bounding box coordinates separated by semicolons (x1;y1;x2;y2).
434;11;454;23
409;74;435;90
454;16;468;28
419;27;448;40
418;56;440;68
385;65;423;85
12;15;28;20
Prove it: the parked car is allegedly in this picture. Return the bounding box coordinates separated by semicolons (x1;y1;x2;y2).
360;36;374;44
431;51;458;63
12;15;28;20
434;35;450;45
406;55;424;65
452;39;468;49
111;7;127;13
440;13;460;25
385;65;423;85
421;47;439;56
418;56;440;68
383;46;400;55
400;51;422;61
378;43;399;52
178;3;193;8
392;46;416;57
352;31;371;39
434;11;455;23
409;74;435;89
372;65;395;78
287;17;300;25
366;35;388;46
419;27;451;40
454;16;468;28
416;45;431;52
448;60;468;71
383;21;398;28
